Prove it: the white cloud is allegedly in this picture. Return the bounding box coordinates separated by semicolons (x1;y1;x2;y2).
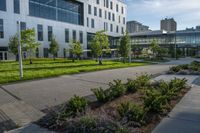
126;0;200;30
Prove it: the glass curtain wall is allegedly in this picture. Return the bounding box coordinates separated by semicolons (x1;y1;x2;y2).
29;0;84;25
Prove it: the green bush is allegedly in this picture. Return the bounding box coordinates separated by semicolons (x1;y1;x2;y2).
143;89;168;113
117;102;145;124
169;78;187;92
159;81;176;101
126;79;137;92
135;74;151;89
91;87;110;103
67;95;88;116
169;66;182;73
109;79;127;98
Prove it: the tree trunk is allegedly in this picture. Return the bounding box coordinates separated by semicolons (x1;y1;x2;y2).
98;55;102;65
53;55;56;61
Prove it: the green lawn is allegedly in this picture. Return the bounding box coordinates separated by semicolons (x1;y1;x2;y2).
0;58;149;84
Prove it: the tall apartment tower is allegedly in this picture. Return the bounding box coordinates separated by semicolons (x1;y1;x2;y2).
160;18;177;32
0;0;126;60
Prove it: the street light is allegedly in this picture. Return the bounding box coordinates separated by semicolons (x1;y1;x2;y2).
17;21;23;80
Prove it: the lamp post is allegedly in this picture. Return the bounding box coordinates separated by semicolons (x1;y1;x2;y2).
17;21;23;80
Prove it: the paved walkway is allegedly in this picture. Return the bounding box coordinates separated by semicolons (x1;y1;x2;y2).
153;75;200;133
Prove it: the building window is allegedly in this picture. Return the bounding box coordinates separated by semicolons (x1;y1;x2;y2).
94;7;97;16
119;16;121;23
110;24;113;32
20;22;26;31
96;0;99;4
29;0;84;25
48;26;53;41
73;30;76;41
87;17;89;27
106;0;109;8
116;25;119;33
104;0;105;7
105;11;107;19
91;19;95;28
79;31;83;44
65;29;69;43
112;13;115;21
108;12;111;20
116;4;118;12
0;0;6;11
123;17;126;24
121;27;124;34
110;1;113;9
121;6;124;14
99;9;102;18
0;19;4;38
14;0;20;14
88;5;91;14
37;24;43;41
104;22;108;31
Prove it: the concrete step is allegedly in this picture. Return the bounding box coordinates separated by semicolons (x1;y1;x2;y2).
0;101;45;132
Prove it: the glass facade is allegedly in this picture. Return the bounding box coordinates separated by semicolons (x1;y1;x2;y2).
37;24;43;41
29;0;84;25
14;0;20;14
0;0;6;11
0;19;4;38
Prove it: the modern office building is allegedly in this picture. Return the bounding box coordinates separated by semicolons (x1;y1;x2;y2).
161;18;177;32
126;27;200;56
127;20;150;33
0;0;126;60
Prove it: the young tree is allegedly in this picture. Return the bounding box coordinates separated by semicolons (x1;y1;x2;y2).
150;39;160;59
49;36;59;61
8;34;19;61
21;29;40;64
69;41;83;62
90;30;110;65
119;32;130;63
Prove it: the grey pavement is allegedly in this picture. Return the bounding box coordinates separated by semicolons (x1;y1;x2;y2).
152;75;200;133
1;63;173;111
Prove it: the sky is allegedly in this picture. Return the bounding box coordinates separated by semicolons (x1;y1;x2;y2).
125;0;200;30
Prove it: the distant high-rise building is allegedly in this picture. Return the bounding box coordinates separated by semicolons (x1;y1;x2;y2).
160;18;177;32
127;21;150;33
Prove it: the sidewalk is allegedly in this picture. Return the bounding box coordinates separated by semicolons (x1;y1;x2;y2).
152;75;200;133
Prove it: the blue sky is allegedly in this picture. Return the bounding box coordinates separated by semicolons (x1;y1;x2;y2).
126;0;200;30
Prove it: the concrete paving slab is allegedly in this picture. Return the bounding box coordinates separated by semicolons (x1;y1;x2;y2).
6;124;55;133
2;77;107;110
152;118;200;133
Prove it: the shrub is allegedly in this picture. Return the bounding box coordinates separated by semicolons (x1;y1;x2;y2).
126;79;137;92
109;79;127;98
91;87;110;103
159;81;176;101
134;74;151;89
169;66;181;73
169;78;187;92
117;102;146;124
143;89;168;113
67;95;88;116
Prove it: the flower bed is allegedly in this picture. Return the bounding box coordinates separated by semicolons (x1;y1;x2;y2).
168;61;200;75
37;75;190;133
